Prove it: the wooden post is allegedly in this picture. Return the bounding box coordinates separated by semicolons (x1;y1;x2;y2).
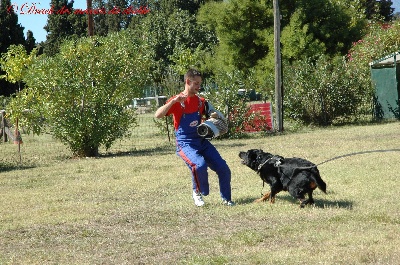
1;110;7;142
273;0;283;132
14;118;22;163
87;0;94;36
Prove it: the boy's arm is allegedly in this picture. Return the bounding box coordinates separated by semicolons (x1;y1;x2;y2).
154;98;176;118
154;93;187;118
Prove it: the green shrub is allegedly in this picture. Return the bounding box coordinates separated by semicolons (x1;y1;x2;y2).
284;55;369;125
203;70;259;139
0;95;11;110
19;31;152;157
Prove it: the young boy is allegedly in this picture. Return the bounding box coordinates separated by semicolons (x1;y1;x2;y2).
154;69;234;207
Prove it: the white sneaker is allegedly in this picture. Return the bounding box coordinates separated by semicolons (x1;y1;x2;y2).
192;191;205;207
222;200;235;206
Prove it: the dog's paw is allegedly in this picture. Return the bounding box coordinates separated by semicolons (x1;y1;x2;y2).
254;192;272;203
254;198;267;203
299;198;314;208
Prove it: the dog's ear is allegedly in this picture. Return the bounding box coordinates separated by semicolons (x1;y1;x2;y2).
250;151;259;161
264;151;273;156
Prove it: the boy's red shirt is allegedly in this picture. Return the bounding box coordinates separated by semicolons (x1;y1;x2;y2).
166;94;206;130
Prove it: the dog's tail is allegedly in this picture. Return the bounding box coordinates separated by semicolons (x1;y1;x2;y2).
294;167;327;193
314;174;327;193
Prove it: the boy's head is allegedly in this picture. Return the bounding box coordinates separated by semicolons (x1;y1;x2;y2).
184;69;202;82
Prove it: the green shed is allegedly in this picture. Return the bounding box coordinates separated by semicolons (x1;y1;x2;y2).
370;51;400;119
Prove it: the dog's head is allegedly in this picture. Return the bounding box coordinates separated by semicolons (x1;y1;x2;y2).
239;149;275;171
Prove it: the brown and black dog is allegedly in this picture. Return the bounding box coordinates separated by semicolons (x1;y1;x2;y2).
239;149;327;207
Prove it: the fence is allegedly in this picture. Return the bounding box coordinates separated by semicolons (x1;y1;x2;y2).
134;102;274;139
1;102;273;148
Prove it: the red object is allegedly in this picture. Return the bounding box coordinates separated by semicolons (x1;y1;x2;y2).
244;102;273;132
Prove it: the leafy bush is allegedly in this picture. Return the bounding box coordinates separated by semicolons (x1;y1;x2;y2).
18;31;152;157
0;95;11;110
347;21;400;75
387;100;400;119
346;21;400;121
284;55;369;125
202;70;265;138
153;115;174;141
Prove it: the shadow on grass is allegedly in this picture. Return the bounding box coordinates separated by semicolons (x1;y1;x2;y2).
100;144;175;158
213;141;248;148
278;194;353;209
235;196;258;205
0;164;36;173
316;198;353;209
236;194;353;209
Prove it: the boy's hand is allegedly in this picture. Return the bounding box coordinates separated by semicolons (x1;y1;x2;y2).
174;93;188;104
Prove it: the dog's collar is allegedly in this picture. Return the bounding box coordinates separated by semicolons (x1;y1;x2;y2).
257;156;283;172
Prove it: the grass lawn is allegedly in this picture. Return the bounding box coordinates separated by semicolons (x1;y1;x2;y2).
1;121;400;264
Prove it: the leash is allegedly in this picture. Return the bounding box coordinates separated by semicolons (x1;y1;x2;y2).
273;148;400;171
258;148;400;196
315;148;400;166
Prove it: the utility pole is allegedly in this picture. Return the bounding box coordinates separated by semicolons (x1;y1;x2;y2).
87;0;94;36
273;0;283;132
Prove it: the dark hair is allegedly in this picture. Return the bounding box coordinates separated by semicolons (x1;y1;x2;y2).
184;69;202;81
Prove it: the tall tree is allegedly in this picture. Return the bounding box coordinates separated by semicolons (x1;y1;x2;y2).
0;0;26;96
25;30;36;54
105;0;130;32
93;0;108;36
0;0;25;54
43;0;87;56
92;0;132;36
379;0;394;21
92;0;206;37
198;0;365;74
362;0;394;21
199;0;274;72
146;0;206;14
285;0;365;57
131;8;217;84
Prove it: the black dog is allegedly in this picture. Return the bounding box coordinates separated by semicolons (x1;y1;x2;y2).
239;149;327;207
